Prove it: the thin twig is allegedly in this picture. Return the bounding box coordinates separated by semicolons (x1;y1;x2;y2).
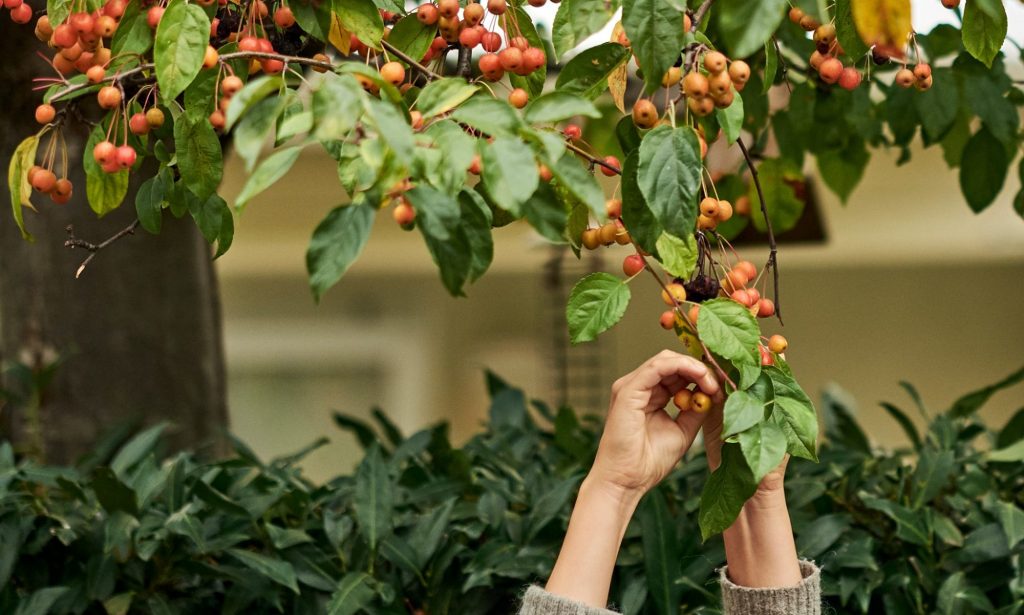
691;0;714;30
380;40;443;81
64;219;141;278
736;136;781;324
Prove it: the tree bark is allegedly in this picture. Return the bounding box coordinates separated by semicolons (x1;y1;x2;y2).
0;16;228;463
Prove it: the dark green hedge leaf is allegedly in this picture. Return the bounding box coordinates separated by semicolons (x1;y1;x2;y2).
227;549;300;593
354;444;394;551
639;488;682;615
327;572;376;615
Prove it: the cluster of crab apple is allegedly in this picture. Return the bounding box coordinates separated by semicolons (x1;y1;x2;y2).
788;7;933;92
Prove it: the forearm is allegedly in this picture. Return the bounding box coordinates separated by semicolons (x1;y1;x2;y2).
722;489;802;588
545;476;640;608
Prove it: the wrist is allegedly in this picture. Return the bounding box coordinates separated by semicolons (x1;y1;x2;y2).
581;472;644;514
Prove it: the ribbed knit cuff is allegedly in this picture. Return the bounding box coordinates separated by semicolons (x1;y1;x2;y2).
719;560;821;615
518;586;620;615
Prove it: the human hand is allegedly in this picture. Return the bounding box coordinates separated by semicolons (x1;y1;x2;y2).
588;350;723;500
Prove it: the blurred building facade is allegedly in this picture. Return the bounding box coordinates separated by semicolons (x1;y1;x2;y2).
217;141;1024;482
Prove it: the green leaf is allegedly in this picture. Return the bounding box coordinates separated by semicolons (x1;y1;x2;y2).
860;493;931;546
723;375;771;438
423;120;477;193
748;158;804;234
174;110;223;201
336;0;383;48
480;137;538;217
552;0;621;57
524;91;601;124
153;0;210;102
86;168;130;217
833;0;870;59
306;203;375;302
909;449;954;508
111;0;153;58
654;232;697;278
696;298;760;379
762;41;778;93
960;126;1009;213
135;174;165;235
386;14;434;65
14;586;69;615
989;439;1024;462
715;90;744;144
459;190;494;283
234;97;285;173
227;75;286;131
555;43;631;100
365;98;415;166
227;549;300;593
527;475;582;541
718;0;787;58
637;126;701;238
451;96;522;137
327;573;376;615
796;513;851;559
738;421;787;484
766;366;818;461
46;0;72;26
416;78;478;117
816;140;869;203
110;422;168;480
408;499;456;569
879;402;922;450
958;522;1010;563
993;501;1024;548
698;443;758;540
409;185;470;295
548;152;606;219
92;467;138;516
622;0;684;94
639;488;682;615
914;67;958;142
235;146;302;211
961;0;1007;68
937;572;994;615
948;364;1024;417
566;272;632;344
354;443;393;551
522;183;569;243
8;135;38;241
621;152;662;254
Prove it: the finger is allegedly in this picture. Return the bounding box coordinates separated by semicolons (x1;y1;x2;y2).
674;406;710;451
629;353;715;394
646;383;674;413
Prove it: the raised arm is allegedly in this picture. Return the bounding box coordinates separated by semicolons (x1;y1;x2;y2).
542;351;721;608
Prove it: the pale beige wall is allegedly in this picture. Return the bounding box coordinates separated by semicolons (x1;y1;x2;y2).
215;130;1024;482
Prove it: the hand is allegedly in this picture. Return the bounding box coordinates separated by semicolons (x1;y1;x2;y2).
589;350;723;499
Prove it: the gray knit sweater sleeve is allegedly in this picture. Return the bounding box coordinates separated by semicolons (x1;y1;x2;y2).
517;560;821;615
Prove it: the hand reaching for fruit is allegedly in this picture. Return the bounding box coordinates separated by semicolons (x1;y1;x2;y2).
588;350;723;498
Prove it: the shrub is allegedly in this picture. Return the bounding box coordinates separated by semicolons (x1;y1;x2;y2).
0;369;1022;614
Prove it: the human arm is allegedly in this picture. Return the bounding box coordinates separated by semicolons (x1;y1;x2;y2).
543;351;721;608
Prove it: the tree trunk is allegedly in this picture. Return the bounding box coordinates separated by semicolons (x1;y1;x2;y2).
0;16;228;463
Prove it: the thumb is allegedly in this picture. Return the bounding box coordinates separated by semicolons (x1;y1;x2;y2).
674;405;710;453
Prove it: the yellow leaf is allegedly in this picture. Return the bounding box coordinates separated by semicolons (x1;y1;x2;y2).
8;134;39;241
851;0;911;58
607;21;629;113
677;330;704;359
329;14;351;55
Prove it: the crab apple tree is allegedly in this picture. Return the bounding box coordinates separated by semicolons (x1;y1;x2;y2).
4;0;1020;535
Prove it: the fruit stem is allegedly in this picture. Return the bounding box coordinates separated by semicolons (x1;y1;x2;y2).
736;135;782;324
380;39;444;81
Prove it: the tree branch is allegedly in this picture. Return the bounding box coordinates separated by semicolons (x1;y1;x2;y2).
691;0;714;30
64;219;141;278
380;40;443;81
736;136;782;323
